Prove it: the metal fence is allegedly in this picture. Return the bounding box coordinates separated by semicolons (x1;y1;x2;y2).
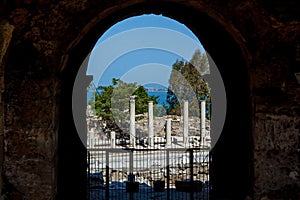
87;144;211;200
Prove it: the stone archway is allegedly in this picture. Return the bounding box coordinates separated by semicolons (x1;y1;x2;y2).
59;2;252;199
1;1;299;200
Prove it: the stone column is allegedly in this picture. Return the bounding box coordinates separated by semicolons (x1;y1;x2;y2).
201;100;206;144
89;128;95;148
148;101;154;146
183;100;189;147
111;131;116;148
130;96;136;147
166;118;172;147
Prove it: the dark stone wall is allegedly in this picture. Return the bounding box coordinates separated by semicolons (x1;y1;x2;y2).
0;21;14;198
0;0;298;199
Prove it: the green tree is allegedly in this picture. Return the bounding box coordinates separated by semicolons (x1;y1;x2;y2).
166;50;210;117
133;85;158;115
190;49;209;75
89;79;158;121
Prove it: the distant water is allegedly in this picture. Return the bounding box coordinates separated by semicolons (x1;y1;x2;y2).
87;88;170;108
148;91;169;108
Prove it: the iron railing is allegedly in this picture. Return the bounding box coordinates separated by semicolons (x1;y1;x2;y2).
87;144;210;200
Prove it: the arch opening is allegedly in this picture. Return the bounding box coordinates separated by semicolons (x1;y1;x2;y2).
76;14;224;199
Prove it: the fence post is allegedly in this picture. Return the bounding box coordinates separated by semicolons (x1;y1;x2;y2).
105;151;109;200
87;152;90;200
166;149;170;200
190;148;194;200
129;150;134;175
129;150;134;200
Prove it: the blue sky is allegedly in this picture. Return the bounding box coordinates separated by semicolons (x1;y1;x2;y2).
95;14;199;46
87;14;204;88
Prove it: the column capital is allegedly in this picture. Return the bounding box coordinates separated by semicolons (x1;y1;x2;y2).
130;95;136;101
